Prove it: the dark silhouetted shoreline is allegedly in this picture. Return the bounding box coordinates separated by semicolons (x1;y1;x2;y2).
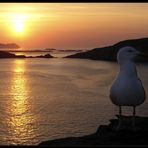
65;37;148;62
0;51;54;59
39;115;148;146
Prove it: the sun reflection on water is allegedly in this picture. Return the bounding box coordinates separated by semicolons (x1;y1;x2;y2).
14;60;25;73
7;59;34;145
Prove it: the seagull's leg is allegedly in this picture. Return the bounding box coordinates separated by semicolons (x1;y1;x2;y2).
116;106;122;130
132;106;136;131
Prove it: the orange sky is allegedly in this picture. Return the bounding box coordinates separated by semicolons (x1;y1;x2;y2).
0;3;148;50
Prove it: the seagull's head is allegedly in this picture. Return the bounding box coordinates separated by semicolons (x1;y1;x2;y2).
117;46;139;64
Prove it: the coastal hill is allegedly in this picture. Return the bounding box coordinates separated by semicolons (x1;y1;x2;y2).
65;38;148;62
0;51;53;58
0;51;17;58
0;43;20;49
39;115;148;146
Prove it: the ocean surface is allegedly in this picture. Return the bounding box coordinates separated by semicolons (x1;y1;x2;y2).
0;54;148;145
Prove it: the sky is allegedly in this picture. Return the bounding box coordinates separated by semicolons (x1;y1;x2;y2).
0;3;148;50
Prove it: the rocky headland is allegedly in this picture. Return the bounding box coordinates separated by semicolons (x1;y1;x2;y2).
65;38;148;62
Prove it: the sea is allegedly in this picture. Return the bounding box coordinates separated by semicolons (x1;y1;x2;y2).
0;51;148;145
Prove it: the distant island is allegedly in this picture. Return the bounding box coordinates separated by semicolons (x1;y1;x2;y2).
1;37;148;61
0;42;85;53
0;51;53;59
8;48;85;53
0;43;20;49
65;37;148;62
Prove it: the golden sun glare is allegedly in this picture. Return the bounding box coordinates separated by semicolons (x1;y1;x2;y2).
12;14;28;35
14;21;24;33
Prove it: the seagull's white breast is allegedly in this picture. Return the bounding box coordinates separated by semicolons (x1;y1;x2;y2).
110;62;145;106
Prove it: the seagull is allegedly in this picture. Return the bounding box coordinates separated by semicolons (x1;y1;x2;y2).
110;46;146;131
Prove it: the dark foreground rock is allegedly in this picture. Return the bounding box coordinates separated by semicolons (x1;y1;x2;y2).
39;115;148;146
65;37;148;62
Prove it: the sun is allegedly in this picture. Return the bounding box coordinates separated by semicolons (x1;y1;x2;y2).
14;21;24;33
12;14;28;35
